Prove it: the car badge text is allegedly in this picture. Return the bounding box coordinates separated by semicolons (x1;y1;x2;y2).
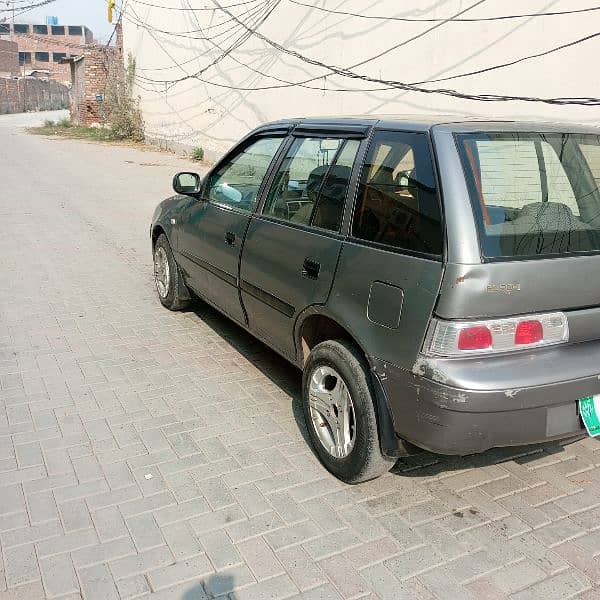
487;282;521;295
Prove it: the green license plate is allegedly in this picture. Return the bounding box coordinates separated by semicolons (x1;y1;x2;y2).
579;396;600;437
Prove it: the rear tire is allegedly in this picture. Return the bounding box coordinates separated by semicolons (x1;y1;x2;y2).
153;233;190;311
302;340;395;484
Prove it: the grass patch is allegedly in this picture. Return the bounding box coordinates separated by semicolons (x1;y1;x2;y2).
29;119;120;142
191;146;205;162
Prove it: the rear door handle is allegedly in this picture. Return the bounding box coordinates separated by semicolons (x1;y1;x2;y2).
302;258;320;280
225;231;236;246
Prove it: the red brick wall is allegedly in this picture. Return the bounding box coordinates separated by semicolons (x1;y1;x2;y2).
0;77;69;114
0;39;18;76
70;47;119;126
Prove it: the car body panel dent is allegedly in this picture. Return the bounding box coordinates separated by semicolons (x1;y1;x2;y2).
437;258;600;319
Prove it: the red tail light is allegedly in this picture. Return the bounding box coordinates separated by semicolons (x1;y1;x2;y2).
458;326;492;351
425;312;568;357
515;320;543;345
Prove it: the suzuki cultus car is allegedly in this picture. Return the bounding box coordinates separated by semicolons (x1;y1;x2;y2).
151;116;600;483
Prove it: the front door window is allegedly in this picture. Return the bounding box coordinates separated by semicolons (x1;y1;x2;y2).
206;136;284;211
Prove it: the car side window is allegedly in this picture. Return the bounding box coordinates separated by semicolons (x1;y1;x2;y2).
352;131;443;255
206;136;284;211
262;136;359;231
312;139;360;232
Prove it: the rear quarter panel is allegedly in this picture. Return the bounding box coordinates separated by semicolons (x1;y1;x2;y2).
326;241;444;370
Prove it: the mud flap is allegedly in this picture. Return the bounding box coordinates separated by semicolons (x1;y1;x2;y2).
177;270;192;302
370;369;418;458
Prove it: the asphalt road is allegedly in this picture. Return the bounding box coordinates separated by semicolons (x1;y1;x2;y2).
1;111;599;600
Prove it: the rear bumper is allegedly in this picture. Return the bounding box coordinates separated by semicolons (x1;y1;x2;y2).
372;343;600;455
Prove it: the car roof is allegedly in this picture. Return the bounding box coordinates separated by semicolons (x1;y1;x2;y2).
256;115;600;135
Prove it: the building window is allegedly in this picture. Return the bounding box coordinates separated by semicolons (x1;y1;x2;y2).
19;52;32;65
0;24;9;35
52;52;67;62
33;24;48;35
51;25;65;36
35;52;50;63
68;26;83;36
13;24;29;34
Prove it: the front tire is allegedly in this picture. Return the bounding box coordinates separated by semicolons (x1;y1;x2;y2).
302;340;395;484
153;233;190;311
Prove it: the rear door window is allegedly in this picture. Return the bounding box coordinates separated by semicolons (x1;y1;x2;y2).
263;136;360;232
352;130;443;256
456;132;600;258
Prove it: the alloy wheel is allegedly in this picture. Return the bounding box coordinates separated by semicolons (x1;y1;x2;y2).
154;246;170;298
308;365;356;458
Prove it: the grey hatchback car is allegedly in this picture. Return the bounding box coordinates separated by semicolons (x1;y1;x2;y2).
151;116;600;483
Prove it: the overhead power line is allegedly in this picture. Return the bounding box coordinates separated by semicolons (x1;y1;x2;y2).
346;0;488;70
287;1;600;23
123;0;273;38
127;0;600;106
207;0;600;106
0;0;57;12
133;0;397;94
127;0;262;11
411;30;600;85
128;0;487;73
124;0;279;79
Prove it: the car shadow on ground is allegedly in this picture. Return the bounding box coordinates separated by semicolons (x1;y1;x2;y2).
189;301;588;481
182;573;238;599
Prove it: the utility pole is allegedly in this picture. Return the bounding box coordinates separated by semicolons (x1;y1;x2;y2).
4;1;14;39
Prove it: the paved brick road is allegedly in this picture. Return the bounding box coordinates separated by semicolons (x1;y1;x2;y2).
1;114;600;600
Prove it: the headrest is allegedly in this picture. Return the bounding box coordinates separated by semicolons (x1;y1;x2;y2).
307;164;352;197
519;202;575;220
506;201;591;233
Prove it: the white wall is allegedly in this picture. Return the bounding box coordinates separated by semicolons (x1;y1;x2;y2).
122;0;600;158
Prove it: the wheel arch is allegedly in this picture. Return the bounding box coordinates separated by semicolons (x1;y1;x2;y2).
295;307;406;459
295;306;368;368
151;224;167;249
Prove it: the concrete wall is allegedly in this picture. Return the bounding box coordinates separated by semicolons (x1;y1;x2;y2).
122;0;600;159
0;78;70;115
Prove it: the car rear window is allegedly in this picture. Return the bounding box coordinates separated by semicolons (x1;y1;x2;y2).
456;132;600;258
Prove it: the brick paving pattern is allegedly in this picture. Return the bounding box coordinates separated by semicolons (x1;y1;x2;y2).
1;114;600;599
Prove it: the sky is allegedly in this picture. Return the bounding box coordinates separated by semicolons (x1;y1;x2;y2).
8;0;114;42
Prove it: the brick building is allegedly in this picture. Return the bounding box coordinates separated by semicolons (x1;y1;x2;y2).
68;25;124;126
0;39;18;77
0;23;93;84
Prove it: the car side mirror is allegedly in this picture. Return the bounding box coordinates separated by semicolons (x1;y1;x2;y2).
173;172;201;196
